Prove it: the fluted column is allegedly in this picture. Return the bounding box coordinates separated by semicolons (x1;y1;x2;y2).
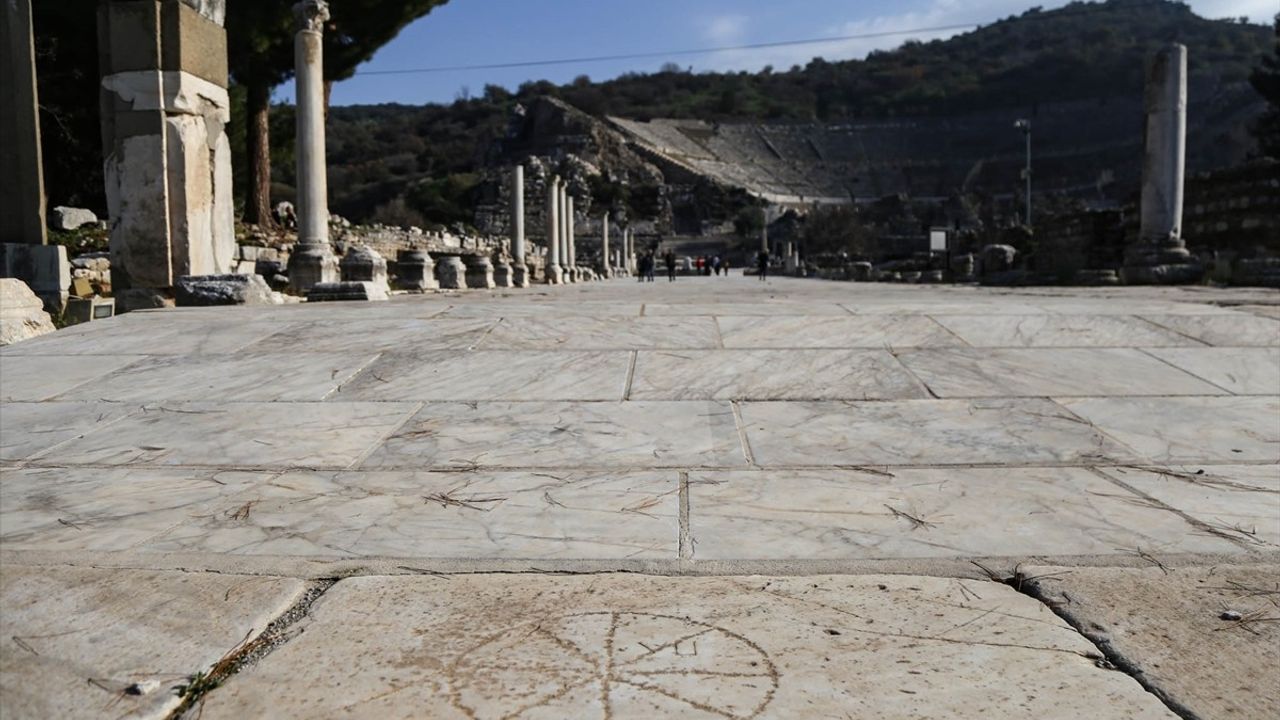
545;175;562;284
510;164;527;287
288;0;338;292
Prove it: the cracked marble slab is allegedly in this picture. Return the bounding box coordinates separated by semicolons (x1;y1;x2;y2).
436;302;642;318
359;401;744;469
897;348;1225;397
55;352;379;402
192;574;1173;719
138;470;679;560
643;302;851;316
0;402;138;462
686;467;1239;560
716;315;964;348
339;350;630;401
478;317;720;350
243;318;497;353
0;355;146;401
0;565;305;720
929;315;1194;347
1139;314;1280;347
1142;347;1280;395
739;398;1139;467
39;401;420;469
1058;396;1280;463
1097;464;1280;548
0;319;283;356
630;349;928;400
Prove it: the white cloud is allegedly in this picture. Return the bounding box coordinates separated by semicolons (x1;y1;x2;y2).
704;14;751;44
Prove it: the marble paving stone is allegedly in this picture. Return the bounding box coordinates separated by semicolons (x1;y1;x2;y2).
1059;396;1280;463
0;320;283;357
437;302;642;318
739;398;1138;467
1140;313;1280;347
929;315;1194;347
716;315;964;348
479;317;720;350
1023;564;1280;720
687;467;1239;560
0;402;136;461
643;302;851;316
56;352;379;402
1143;347;1280;395
360;401;743;469
140;470;679;560
1097;464;1280;547
339;350;630;401
244;318;497;353
897;348;1225;397
0;355;145;401
0;565;305;720
630;349;928;400
43;402;420;469
1233;304;1280;320
194;574;1173;719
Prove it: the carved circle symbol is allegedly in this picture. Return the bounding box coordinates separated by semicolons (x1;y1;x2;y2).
448;611;778;719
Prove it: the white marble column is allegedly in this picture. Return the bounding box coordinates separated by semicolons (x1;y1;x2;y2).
288;0;338;292
559;187;572;282
545;176;562;284
567;196;577;280
0;0;45;246
626;228;636;273
600;215;611;279
510;164;527;287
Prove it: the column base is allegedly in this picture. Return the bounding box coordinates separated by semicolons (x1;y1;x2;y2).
1122;242;1203;284
545;265;564;285
493;259;513;288
288;243;339;293
464;256;496;289
512;264;529;288
437;256;468;289
394;250;438;291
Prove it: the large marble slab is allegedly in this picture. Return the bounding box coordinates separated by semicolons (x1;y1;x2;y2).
0;318;284;357
359;401;744;469
479;317;720;350
643;302;851;316
1097;464;1280;547
1142;347;1280;395
0;355;145;401
686;467;1238;560
1140;313;1280;346
717;315;964;348
56;352;379;402
0;565;305;720
194;573;1173;719
437;302;643;318
244;318;497;353
1023;564;1280;720
0;467;268;552
339;350;630;401
42;402;420;469
630;349;928;400
739;398;1138;467
139;470;679;560
0;401;137;462
897;348;1225;397
929;315;1193;347
1059;396;1280;463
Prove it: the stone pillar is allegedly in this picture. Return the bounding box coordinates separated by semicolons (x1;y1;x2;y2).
510;165;528;287
545;176;562;284
339;246;388;289
395;248;437;290
465;254;495;289
627;228;636;273
97;0;235;310
567;195;578;280
0;0;46;246
493;254;513;288
436;255;467;289
287;0;339;292
600;215;611;279
1123;43;1201;285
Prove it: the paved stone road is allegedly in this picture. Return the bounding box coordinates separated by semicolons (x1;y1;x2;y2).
1;276;1277;718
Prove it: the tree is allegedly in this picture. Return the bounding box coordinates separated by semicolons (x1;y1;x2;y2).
1249;16;1280;158
226;0;450;226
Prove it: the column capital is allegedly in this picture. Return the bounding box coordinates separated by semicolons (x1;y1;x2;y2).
293;0;329;33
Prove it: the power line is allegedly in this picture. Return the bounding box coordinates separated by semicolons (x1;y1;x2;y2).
350;0;1175;78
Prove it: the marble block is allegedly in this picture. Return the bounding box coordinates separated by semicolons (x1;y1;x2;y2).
930;315;1193;347
480;317;719;350
1139;314;1280;347
1142;347;1280;394
0;355;144;401
1059;396;1280;463
716;315;963;348
339;350;630;401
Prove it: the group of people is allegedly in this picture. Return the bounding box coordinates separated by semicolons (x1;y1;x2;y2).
635;252;733;282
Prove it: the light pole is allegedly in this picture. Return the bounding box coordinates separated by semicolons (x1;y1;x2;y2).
1014;118;1031;227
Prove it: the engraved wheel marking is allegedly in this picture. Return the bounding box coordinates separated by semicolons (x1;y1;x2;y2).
448;612;778;719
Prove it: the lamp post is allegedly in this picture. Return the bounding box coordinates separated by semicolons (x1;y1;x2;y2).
1014;118;1031;227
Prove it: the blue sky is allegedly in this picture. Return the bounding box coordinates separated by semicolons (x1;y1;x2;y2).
291;0;1277;106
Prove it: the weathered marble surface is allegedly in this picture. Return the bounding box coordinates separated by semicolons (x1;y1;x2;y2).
42;402;419;469
739;398;1138;467
1098;464;1280;547
1024;564;1280;720
0;401;136;461
360;401;743;469
1143;347;1280;394
1140;313;1280;346
480;316;720;349
644;302;850;316
717;315;963;348
687;467;1238;560
194;574;1174;719
0;318;282;356
340;350;630;401
139;470;679;559
246;318;496;353
631;349;929;400
57;351;378;402
0;355;145;401
436;301;642;318
930;315;1193;347
0;565;305;720
1059;396;1280;463
897;347;1224;397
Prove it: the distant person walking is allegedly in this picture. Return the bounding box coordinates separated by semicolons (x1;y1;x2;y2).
645;251;656;282
664;251;676;281
712;255;722;276
722;258;730;277
757;250;768;281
